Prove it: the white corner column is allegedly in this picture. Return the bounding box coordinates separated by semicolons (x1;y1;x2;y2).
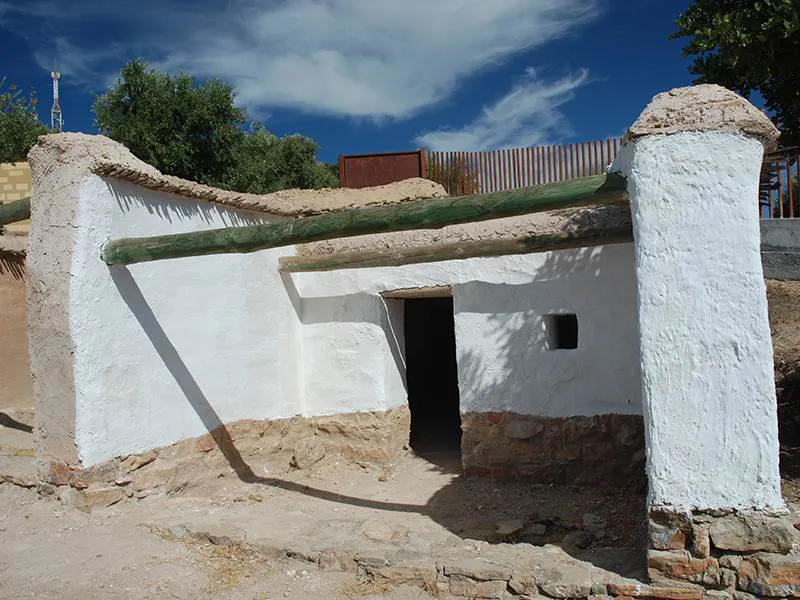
618;85;783;511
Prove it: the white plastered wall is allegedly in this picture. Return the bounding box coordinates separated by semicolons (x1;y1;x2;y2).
71;176;302;465
292;243;642;419
66;177;641;466
617;131;783;511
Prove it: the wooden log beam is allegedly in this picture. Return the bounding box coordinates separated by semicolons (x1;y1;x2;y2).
279;226;634;272
0;197;31;227
101;173;626;266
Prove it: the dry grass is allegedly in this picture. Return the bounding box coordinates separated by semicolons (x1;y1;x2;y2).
768;280;800;375
151;525;275;594
0;446;34;457
336;580;395;599
767;281;800;480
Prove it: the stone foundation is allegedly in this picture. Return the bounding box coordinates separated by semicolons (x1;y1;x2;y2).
648;509;800;599
461;412;645;485
37;405;410;507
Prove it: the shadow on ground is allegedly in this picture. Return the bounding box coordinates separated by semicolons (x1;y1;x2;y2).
109;228;648;580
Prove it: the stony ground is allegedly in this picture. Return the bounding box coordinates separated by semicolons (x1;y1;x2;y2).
2;280;798;599
769;280;800;478
0;410;651;600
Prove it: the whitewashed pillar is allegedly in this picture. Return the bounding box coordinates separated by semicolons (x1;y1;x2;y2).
615;85;783;511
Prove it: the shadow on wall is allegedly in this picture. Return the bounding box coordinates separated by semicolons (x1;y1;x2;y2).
456;240;640;415
281;273;407;393
453;237;646;487
107;180;269;228
461;208;633;402
110;266;263;483
110;266;407;482
109;213;646;577
457;204;640;408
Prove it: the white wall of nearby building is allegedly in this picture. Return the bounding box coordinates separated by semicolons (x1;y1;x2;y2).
294;245;642;420
66;177;641;465
71;177;301;465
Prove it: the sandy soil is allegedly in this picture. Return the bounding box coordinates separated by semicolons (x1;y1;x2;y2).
0;412;647;600
0;484;437;600
768;280;800;478
0;273;797;600
768;279;800;372
0;263;31;410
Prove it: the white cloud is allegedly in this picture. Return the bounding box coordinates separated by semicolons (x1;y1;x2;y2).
31;38;125;89
416;68;591;150
0;0;600;120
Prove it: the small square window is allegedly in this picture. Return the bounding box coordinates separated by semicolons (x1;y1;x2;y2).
545;314;578;350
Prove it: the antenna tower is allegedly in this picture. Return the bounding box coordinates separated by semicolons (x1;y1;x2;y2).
50;70;63;132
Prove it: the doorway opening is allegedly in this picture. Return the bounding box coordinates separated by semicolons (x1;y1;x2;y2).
404;297;462;458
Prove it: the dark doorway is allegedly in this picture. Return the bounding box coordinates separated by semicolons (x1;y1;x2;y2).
404;297;462;455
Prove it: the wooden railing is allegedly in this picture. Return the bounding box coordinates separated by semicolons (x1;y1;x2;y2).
429;140;799;219
761;147;798;219
427;139;623;196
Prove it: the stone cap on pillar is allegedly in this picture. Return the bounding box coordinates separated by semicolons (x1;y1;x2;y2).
625;84;780;148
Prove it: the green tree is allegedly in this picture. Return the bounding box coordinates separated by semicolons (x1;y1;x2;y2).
0;79;48;163
94;59;245;185
224;125;338;194
672;0;800;145
94;59;338;193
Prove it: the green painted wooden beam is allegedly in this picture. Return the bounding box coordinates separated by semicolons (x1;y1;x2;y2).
0;197;31;227
279;226;634;272
101;173;626;266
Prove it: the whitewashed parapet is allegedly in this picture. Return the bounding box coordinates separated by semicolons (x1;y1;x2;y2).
613;84;783;512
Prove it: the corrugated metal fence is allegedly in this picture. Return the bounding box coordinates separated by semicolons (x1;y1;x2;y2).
339;149;425;189
427;138;623;196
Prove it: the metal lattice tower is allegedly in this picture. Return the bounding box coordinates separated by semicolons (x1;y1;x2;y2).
50;71;63;132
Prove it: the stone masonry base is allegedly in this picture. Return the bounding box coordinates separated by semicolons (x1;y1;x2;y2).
36;405;410;507
648;508;800;599
461;412;646;485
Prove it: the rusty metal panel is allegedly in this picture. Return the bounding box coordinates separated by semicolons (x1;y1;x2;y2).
339;149;425;189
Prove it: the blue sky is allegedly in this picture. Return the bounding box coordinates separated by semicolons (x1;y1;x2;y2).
0;0;696;164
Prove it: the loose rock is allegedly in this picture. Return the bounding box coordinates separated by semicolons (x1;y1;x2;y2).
290;437;326;469
708;514;796;554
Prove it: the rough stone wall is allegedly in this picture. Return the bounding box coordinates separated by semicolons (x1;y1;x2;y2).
461;412;645;485
648;509;800;599
38;406;410;507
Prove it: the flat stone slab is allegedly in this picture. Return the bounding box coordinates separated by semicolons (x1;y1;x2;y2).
0;453;37;488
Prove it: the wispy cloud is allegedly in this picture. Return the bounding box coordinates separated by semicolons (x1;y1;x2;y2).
0;0;600;121
416;68;591;150
31;38;126;89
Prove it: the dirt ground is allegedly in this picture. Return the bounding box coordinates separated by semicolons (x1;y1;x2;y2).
0;281;798;599
0;483;435;600
0;261;32;410
768;280;800;478
0;413;649;600
0;401;651;600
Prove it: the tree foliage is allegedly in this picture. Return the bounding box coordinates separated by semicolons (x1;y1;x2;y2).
223;125;338;193
0;79;48;163
94;60;245;186
672;0;800;145
94;60;336;193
